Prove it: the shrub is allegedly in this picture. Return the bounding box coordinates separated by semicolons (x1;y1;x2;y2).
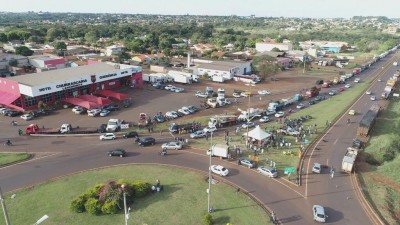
383;148;396;162
130;181;151;198
204;214;214;225
83;184;103;199
364;152;381;166
85;198;101;215
70;195;86;213
101;199;120;214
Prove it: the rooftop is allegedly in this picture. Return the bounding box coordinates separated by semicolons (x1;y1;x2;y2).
196;60;249;71
8;63;119;87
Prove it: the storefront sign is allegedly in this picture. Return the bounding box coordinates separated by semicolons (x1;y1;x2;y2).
56;79;87;90
99;73;118;80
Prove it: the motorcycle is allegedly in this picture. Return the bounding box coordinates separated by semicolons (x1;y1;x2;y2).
159;150;167;156
11;121;17;126
4;140;12;146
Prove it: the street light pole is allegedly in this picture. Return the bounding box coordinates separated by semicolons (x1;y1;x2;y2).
207;132;213;213
0;187;11;225
245;84;255;147
121;185;129;225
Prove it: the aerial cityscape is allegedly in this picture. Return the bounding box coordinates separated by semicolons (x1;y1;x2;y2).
0;1;399;225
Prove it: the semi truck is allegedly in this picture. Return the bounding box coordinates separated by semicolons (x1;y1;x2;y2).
106;119;123;132
341;147;359;173
305;86;320;98
208;115;237;127
357;104;380;137
268;101;284;111
237;108;264;121
207;144;229;158
353;68;361;75
25;124;99;135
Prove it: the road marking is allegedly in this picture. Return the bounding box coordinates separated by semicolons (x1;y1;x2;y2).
333;138;338;145
326;159;329;166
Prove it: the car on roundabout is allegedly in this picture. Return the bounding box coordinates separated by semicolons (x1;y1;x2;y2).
312;163;322;173
257;166;278;178
232;92;241;98
210;165;229;176
161;141;183;150
312;205;328;223
123;131;138;138
107;149;127;157
259;116;270;123
257;90;271;95
348;109;356;116
370;95;376;101
190;130;206;138
365;90;372;95
138;137;156;146
100;133;116;141
344;83;351;88
274;111;285;118
238;158;256;168
20;113;34;121
241;121;256;129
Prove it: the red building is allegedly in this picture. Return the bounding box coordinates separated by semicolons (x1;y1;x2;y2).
0;62;143;111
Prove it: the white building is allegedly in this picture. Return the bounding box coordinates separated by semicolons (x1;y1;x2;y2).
105;45;124;56
194;60;252;81
0;53;29;70
256;42;293;52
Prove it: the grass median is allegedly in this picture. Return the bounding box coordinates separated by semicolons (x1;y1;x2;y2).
0;153;31;166
4;165;271;225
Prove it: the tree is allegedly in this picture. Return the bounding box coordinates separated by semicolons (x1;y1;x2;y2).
126;39;145;53
84;30;98;44
158;33;175;51
252;55;280;80
271;47;281;52
0;33;7;43
15;46;34;56
54;41;67;51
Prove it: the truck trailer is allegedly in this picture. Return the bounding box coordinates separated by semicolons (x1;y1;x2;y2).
341;147;359;173
357;104;380;137
207;144;230;158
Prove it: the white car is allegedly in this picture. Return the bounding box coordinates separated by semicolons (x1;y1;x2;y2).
266;109;276;116
20;114;34;121
210;165;229;176
87;108;101;117
161;141;183;150
178;108;191;115
365;91;372;95
165;111;178;119
99;109;111;117
274;111;285;118
312;163;321;174
164;85;175;90
257;166;278;178
296;103;305;109
370;95;376;101
257;90;271;95
100;133;116;141
203;126;217;133
195;91;208;98
232;93;241;98
175;87;184;93
345;84;351;88
242;121;256;129
312;205;327;223
354;78;360;83
152;82;161;87
72;106;85;114
190;130;206;138
259;116;270;123
240;92;250;97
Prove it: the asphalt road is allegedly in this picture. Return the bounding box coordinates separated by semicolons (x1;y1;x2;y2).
0;54;398;225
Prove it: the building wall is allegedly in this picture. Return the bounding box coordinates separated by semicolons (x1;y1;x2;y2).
44;58;65;69
256;43;293;52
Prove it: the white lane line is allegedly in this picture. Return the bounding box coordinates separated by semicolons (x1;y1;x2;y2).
333;138;338;145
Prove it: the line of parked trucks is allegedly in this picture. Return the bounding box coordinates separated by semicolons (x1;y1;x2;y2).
381;70;398;99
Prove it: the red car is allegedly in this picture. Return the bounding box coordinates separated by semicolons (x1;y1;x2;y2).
337;87;345;92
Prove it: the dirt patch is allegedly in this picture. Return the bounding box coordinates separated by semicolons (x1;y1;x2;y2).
368;172;400;193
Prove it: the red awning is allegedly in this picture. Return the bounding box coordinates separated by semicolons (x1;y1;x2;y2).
78;95;113;105
0;91;23;111
95;90;129;100
62;97;101;109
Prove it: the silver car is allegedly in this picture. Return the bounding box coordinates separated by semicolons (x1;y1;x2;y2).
238;158;256;168
257;166;278;178
161;141;183;150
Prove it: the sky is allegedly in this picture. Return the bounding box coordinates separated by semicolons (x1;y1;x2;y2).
1;0;399;18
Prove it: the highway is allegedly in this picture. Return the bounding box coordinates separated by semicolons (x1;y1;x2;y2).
0;52;398;224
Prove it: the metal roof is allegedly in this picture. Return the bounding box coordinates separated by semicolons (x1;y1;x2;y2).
8;63;119;87
197;60;250;71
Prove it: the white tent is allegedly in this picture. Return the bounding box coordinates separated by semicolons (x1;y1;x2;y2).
244;125;271;140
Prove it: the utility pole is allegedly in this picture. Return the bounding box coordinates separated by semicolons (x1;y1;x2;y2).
0;187;11;225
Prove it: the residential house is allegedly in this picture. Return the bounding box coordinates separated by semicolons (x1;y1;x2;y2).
2;41;23;52
211;51;225;59
193;60;252;80
299;41;348;53
191;43;215;55
105;45;125;56
0;53;29;70
28;55;66;72
256;40;293;52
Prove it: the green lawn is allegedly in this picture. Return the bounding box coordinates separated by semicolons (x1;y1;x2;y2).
359;97;400;224
0;153;31;166
3;165;271;225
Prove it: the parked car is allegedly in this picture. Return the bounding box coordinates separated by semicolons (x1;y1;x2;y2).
259;116;270;123
365;90;372;95
257;166;278;178
348;109;356;115
100;133;116;141
352;138;363;149
238;158;256;168
20;114;34;121
336;87;345;92
87;108;101;117
195;91;208;98
154;114;166;123
203;126;217;133
328;90;337;96
103;104;120;111
123;131;138;138
296;103;305;109
370;95;376;101
190;130;206;138
274;111;285;118
178;108;191;115
232;92;241;98
72;106;85;114
257;90;271;95
312;205;327;223
164;85;175;90
265;109;276;116
308;99;316;105
312;163;321;173
100;109;111;117
107;149;127;157
186;105;199;113
210;165;229;176
354;78;360;83
98;124;107;133
241;121;256;129
161;141;183;150
6;110;23;117
175;87;184;93
165;111;178;119
345;83;351;88
138;137;156;146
